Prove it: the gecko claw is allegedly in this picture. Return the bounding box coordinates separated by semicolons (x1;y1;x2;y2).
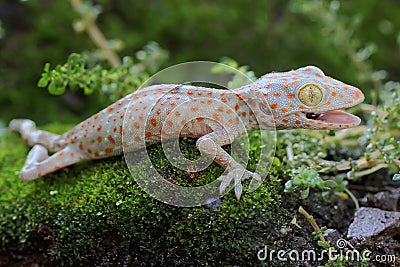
218;167;262;199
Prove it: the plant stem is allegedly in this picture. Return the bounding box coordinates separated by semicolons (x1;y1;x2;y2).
298;206;326;243
70;0;121;67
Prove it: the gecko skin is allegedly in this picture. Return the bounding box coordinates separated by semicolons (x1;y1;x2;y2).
10;66;364;199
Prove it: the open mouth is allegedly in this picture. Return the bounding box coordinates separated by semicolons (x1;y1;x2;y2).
303;110;361;125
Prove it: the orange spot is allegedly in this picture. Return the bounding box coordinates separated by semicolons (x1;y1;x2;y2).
242;111;247;117
87;149;92;154
105;148;113;154
139;114;144;121
97;136;102;143
221;98;227;103
120;125;123;135
187;90;194;95
70;152;75;158
226;109;233;114
281;108;288;113
270;103;278;109
145;132;152;138
150;118;157;127
166;121;173;127
295;120;301;124
286;93;295;99
197;92;203;96
282;119;289;124
79;143;84;150
212;114;220;121
289;103;295;109
108;135;116;144
59;151;64;156
339;94;345;99
234;104;240;111
331;91;337;97
132;122;139;130
191;107;199;112
273;92;282;97
295;113;301;117
175;111;181;117
94;114;99;120
207;91;213;96
218;107;224;112
97;125;103;132
170;102;175;107
181;119;187;126
263;92;269;97
107;106;114;113
120;114;124;119
196;117;204;122
134;136;142;142
316;73;323;78
94;151;100;157
354;89;363;100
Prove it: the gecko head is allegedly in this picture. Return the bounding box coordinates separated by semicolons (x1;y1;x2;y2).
256;66;365;130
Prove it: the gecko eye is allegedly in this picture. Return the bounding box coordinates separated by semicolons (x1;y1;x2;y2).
297;84;323;106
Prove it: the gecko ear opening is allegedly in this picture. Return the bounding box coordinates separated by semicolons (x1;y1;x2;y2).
259;103;272;116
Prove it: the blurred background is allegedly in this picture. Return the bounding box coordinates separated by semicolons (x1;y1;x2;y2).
0;0;399;125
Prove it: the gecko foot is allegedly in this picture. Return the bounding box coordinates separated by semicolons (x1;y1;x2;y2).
9;119;36;134
218;166;262;200
20;145;49;182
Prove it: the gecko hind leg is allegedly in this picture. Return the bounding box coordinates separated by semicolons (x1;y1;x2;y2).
196;132;262;200
9;119;64;152
19;145;84;182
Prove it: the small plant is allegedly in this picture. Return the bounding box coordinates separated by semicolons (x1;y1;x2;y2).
284;169;337;199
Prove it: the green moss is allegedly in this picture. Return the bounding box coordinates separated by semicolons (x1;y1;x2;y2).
0;124;289;265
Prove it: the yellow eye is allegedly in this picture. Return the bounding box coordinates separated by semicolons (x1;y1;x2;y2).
298;84;323;106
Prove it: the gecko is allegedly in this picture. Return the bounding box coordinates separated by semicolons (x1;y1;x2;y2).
9;66;364;199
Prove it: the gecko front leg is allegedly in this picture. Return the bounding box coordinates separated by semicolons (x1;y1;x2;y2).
196;130;262;200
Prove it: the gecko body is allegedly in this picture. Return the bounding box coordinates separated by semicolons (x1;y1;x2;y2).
10;66;364;199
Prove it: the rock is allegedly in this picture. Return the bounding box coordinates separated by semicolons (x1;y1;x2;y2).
347;207;400;238
359;188;400;211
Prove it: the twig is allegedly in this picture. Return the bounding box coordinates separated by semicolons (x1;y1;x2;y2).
70;0;121;67
298;206;326;243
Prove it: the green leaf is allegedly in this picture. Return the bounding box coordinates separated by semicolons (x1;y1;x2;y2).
37;76;49;87
300;188;310;199
44;62;50;72
48;81;65;95
323;180;337;189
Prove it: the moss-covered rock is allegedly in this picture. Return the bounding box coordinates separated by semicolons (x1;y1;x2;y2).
0;123;293;266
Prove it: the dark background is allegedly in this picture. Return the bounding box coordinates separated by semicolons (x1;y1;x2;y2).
1;0;399;124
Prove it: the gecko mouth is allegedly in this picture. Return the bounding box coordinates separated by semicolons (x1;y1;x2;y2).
304;110;361;125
